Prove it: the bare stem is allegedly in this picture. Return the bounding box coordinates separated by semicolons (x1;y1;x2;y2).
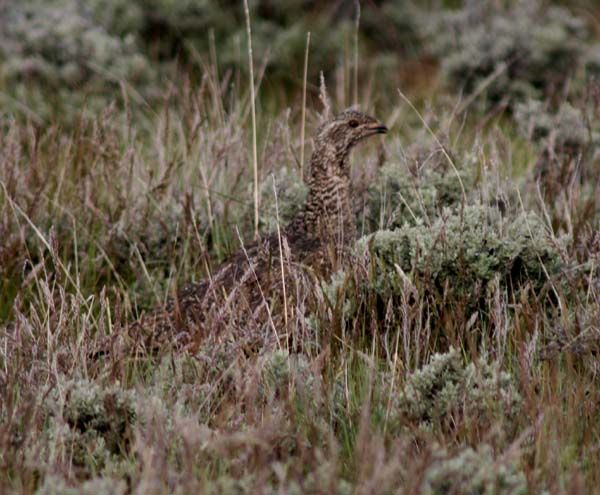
300;31;311;181
272;175;289;329
244;0;259;239
397;88;467;203
354;0;361;106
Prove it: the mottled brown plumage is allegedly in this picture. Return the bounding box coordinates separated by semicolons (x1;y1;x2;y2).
133;109;387;349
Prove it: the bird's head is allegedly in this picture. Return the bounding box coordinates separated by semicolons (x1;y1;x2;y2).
316;108;387;149
312;108;387;177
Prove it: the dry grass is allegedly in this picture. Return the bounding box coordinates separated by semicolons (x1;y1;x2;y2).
1;11;600;494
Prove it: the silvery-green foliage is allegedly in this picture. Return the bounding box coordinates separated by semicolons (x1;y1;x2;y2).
147;354;208;415
88;0;145;37
396;348;463;426
361;1;423;55
286;465;352;495
422;443;527;495
147;342;246;424
355;204;562;299
0;0;426;120
259;349;315;402
259;168;308;234
1;0;151;89
515;99;600;156
43;379;137;468
368;147;477;230
0;0;153;120
200;475;255;495
515;100;595;151
261;350;294;394
515;97;600;201
395;348;521;431
258;350;331;450
198;466;351;495
59;380;136;448
585;44;600;77
140;0;228;33
44;423;113;472
35;476;127;495
429;1;589;109
89;0;351;81
321;270;352;314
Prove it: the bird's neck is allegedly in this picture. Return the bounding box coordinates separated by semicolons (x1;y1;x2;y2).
290;143;355;243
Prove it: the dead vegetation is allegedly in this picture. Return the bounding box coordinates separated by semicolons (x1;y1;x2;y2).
1;1;600;494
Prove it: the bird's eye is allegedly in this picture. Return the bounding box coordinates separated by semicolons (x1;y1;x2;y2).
348;119;359;128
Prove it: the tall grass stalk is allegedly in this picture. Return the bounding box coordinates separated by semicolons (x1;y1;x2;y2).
397;87;467;203
272;175;288;329
354;0;361;106
300;31;311;181
2;6;600;490
243;0;260;240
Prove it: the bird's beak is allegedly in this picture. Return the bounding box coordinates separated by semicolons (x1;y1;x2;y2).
366;123;388;134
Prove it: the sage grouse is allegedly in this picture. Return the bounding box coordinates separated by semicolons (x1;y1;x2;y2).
135;109;387;348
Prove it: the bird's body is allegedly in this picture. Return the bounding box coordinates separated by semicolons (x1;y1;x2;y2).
130;109;387;349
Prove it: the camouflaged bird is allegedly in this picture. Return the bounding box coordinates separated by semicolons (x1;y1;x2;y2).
131;109;387;349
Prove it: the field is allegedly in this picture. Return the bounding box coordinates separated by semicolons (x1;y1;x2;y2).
1;1;600;493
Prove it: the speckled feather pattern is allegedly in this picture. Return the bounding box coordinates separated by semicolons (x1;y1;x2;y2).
132;109;387;347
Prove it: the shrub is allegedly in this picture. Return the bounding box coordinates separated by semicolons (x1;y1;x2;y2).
585;43;600;78
1;0;150;88
260;349;313;397
43;379;137;470
322;204;564;347
429;2;590;110
258;349;328;433
355;204;562;299
87;0;145;38
361;2;423;55
515;96;600;206
515;100;596;153
394;348;521;433
0;0;428;124
121;0;422;83
367;143;476;230
35;476;127;495
258;165;308;234
0;0;154;120
422;443;527;495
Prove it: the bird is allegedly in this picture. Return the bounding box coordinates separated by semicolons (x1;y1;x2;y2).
126;108;387;351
